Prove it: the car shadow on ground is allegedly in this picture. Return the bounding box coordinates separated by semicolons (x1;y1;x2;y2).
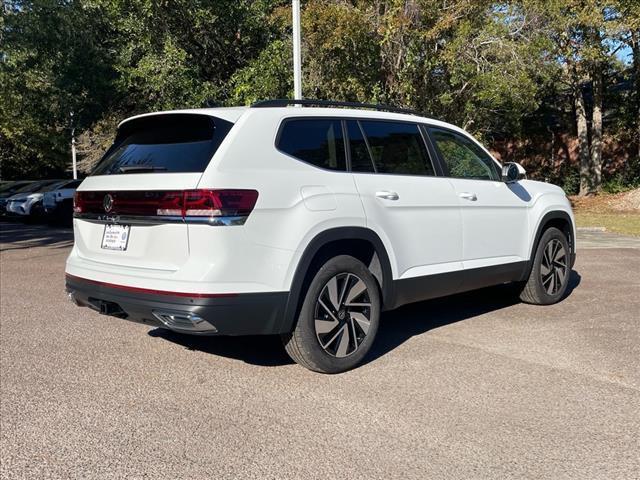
0;220;73;251
149;271;582;369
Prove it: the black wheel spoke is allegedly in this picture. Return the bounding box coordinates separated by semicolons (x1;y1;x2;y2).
540;238;567;295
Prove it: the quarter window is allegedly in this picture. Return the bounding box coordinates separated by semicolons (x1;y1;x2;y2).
278;119;346;171
358;121;434;176
428;128;499;181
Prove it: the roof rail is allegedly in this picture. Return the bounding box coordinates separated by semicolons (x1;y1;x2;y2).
250;99;422;116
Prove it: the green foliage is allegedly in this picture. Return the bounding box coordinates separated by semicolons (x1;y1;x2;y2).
0;0;638;185
561;168;581;196
229;40;293;105
602;174;632;194
301;1;382;102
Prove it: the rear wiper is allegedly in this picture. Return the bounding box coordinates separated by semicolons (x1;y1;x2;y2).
118;166;168;174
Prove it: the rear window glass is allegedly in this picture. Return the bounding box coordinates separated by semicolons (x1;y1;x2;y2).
277;119;346;171
92;114;233;175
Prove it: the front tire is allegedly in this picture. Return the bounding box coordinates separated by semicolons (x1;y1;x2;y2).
282;255;381;373
520;227;571;305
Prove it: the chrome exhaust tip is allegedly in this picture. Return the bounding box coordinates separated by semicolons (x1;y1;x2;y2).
152;310;217;333
67;291;80;306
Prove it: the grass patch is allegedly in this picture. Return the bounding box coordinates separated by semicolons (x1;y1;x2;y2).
574;212;640;237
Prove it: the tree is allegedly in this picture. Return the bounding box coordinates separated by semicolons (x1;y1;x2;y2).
1;0;120;178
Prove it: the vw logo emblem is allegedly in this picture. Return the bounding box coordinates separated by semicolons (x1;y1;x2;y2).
103;194;114;213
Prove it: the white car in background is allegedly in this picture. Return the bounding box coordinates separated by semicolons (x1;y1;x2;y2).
5;180;65;219
43;179;83;222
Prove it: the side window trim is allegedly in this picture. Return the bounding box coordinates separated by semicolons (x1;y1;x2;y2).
424;125;501;181
341;119;351;172
356;120;378;173
418;124;446;177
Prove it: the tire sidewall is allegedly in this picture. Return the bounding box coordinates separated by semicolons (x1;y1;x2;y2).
531;227;571;304
296;255;381;373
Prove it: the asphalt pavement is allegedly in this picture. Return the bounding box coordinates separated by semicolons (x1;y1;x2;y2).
1;222;639;479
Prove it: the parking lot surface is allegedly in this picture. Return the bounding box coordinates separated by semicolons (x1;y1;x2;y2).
1;222;639;479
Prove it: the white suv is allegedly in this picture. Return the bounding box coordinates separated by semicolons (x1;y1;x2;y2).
65;100;576;373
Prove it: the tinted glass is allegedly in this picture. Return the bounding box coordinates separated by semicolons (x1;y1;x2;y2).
0;181;31;194
14;180;60;194
41;181;69;192
51;180;81;190
359;121;434;176
92;114;233;175
429;128;499;181
278;119;346;171
346;121;375;173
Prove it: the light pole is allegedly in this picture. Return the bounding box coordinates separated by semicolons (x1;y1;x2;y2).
292;0;302;100
70;111;77;180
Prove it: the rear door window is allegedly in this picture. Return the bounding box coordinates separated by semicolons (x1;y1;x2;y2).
358;121;435;176
92;114;233;175
277;119;346;171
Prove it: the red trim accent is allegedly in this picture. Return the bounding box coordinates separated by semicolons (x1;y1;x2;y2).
65;274;237;298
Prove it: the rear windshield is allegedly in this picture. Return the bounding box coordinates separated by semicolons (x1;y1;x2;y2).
92;114;233;175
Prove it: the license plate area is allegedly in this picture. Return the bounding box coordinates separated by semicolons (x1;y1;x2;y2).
101;224;131;251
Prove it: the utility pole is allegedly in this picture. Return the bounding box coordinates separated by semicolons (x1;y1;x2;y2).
70;111;77;180
292;0;302;100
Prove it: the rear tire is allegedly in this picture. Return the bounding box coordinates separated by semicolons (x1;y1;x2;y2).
520;227;571;305
282;255;380;373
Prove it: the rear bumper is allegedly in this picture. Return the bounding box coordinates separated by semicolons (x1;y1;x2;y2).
65;274;289;336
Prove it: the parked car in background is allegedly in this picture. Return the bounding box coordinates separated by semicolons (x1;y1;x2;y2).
0;181;37;215
43;179;82;224
5;180;65;220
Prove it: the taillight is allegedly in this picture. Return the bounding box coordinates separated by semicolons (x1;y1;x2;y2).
156;192;183;216
181;190;259;217
73;190;259;224
73;191;84;213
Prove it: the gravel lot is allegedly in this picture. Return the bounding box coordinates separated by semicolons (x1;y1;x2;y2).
1;222;639;479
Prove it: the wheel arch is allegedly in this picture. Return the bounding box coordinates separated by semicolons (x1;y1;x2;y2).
279;227;394;333
523;210;575;281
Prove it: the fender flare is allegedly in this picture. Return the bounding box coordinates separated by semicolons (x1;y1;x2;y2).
523;210;575;281
278;227;394;333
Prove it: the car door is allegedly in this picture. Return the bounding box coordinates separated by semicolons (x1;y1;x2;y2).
426;126;531;269
347;119;463;283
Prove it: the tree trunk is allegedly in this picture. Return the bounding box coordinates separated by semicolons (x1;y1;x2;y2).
590;66;603;192
575;82;592;196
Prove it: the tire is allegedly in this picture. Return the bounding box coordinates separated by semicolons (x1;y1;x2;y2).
520;226;571;305
282;255;381;373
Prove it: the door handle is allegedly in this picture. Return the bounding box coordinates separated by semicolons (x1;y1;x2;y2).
459;192;477;201
375;191;399;201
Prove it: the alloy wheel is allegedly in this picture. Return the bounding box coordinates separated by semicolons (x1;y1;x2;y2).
540;238;567;295
314;273;372;358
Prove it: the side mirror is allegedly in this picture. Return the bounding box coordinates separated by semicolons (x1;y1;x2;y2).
501;162;526;183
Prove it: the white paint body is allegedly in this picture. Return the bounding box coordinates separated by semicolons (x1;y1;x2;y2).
43;180;81;212
66;106;575;297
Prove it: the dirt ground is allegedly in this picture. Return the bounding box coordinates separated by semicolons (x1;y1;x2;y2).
570;188;640;236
